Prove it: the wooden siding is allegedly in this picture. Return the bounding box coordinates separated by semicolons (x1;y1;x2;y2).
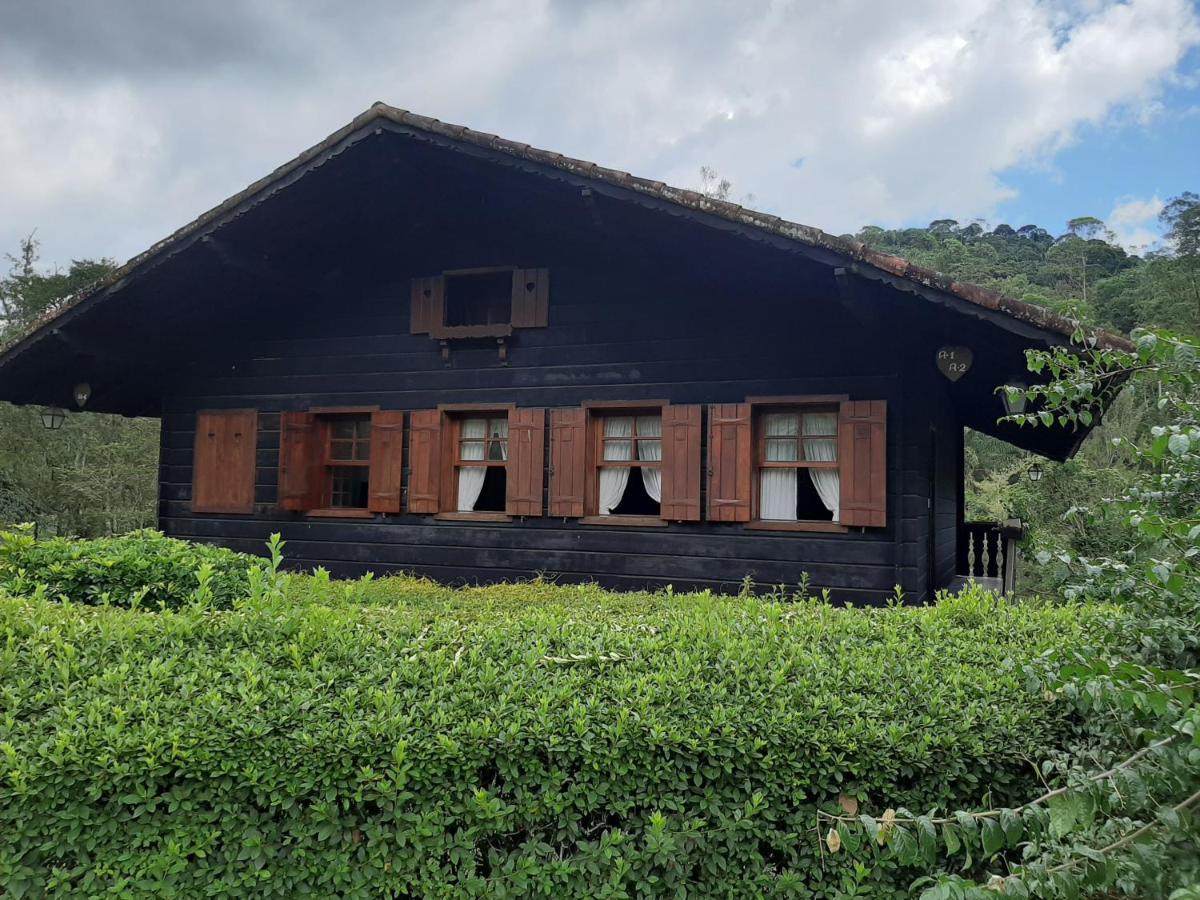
156;248;954;603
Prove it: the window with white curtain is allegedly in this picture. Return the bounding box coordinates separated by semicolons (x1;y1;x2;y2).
597;413;662;516
456;415;508;512
757;409;839;522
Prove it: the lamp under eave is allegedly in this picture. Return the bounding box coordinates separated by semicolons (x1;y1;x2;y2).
40;406;67;430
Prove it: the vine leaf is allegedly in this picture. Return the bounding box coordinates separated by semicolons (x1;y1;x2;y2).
981;818;1004;857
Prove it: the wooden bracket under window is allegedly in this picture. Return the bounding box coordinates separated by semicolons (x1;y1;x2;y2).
437;336;509;366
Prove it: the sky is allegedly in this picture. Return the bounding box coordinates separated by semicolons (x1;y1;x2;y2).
1;0;1198;271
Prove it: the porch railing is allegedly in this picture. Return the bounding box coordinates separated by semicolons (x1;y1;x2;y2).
957;520;1025;594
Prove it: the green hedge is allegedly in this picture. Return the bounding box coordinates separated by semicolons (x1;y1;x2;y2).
0;528;259;609
0;571;1114;898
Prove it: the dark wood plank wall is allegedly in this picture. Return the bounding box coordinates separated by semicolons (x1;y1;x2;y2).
156;252;950;603
890;365;963;601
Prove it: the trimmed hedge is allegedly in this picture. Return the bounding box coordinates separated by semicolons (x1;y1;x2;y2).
0;570;1115;897
0;528;259;609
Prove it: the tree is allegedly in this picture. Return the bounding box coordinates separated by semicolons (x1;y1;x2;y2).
1161;193;1200;258
1066;215;1113;243
0;235;111;341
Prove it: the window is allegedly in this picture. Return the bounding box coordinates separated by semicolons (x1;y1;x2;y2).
445;271;512;327
410;268;549;340
278;408;404;516
549;403;700;523
406;406;545;518
756;408;839;522
455;415;509;513
324;414;372;509
596;413;662;517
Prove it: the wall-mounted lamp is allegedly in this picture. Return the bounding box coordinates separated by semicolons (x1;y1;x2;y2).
1028;462;1044;483
73;382;91;409
40;406;67;430
1001;382;1028;416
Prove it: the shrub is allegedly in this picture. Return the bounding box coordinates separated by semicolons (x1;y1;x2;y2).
0;575;1116;897
0;527;260;609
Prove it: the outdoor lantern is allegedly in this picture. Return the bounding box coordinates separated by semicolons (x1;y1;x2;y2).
1028;462;1044;483
73;382;91;409
39;406;67;430
1001;382;1028;416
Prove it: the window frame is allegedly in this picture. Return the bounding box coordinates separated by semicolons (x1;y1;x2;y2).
580;400;670;527
435;402;517;522
747;395;849;533
302;406;379;518
429;266;517;340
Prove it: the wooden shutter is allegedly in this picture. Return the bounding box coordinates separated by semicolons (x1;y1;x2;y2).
193;410;258;514
707;403;752;522
410;276;445;334
278;411;321;511
660;405;702;521
367;410;405;514
407;409;443;513
839;399;887;528
548;407;587;517
506;407;546;516
511;268;549;328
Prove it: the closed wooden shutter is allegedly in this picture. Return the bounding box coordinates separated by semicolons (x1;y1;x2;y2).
839;399;887;528
707;403;752;522
407;409;443;513
511;268;550;328
660;405;702;521
506;407;546;516
367;410;405;513
278;411;320;511
410;276;445;334
548;407;587;517
193;410;258;514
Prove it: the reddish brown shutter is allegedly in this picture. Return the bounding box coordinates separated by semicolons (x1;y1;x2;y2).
839;400;887;527
660;405;702;521
506;407;546;516
410;276;445;334
278;411;320;511
367;410;404;513
707;403;752;522
511;268;549;328
548;407;587;517
407;409;443;513
193;410;258;514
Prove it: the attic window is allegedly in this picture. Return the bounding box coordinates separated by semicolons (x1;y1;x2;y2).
410;268;549;342
444;270;512;327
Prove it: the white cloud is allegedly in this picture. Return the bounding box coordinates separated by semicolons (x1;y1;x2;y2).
0;0;1197;267
1108;193;1166;251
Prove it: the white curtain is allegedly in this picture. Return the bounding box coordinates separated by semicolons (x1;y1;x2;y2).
457;418;488;512
599;416;633;515
636;414;662;502
488;419;509;461
803;413;840;521
760;413;799;520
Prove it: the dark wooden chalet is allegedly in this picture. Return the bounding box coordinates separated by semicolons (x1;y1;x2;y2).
0;104;1131;602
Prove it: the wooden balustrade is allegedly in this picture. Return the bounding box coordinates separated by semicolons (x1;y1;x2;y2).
957;520;1025;594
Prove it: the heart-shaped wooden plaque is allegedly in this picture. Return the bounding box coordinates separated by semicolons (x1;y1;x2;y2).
936;346;973;382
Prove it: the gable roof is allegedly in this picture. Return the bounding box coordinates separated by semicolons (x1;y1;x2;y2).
1;101;1132;369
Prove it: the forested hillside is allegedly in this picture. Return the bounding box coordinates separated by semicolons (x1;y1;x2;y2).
1;192;1197;584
